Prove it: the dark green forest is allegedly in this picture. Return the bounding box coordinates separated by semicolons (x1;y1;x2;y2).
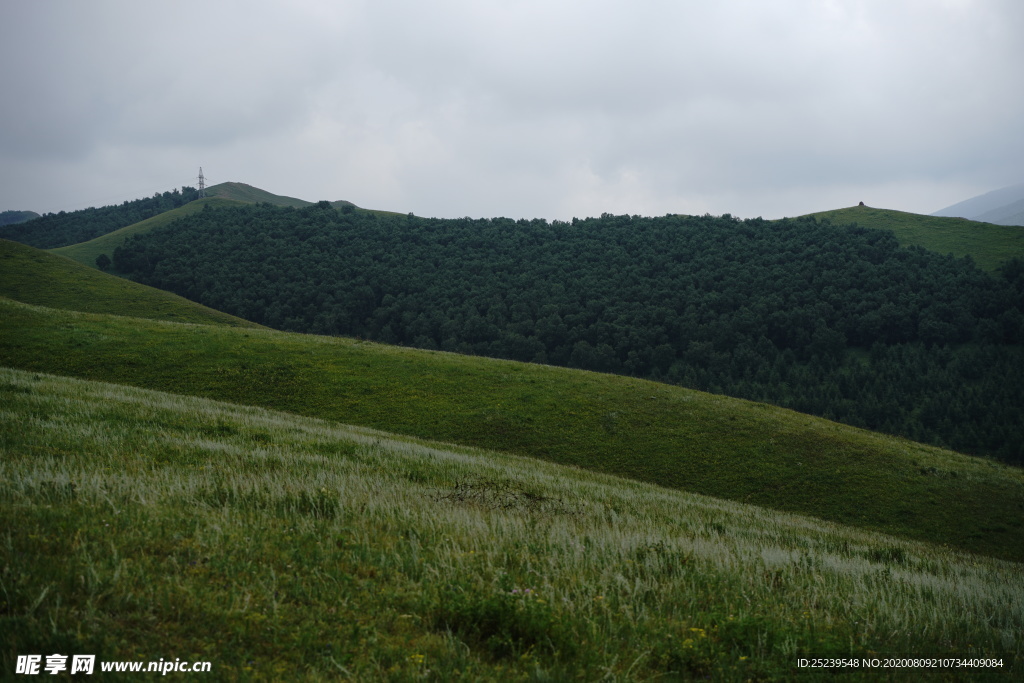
0;187;199;249
110;202;1024;464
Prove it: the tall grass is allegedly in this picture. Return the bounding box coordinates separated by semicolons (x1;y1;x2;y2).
3;367;1021;680
3;298;1022;565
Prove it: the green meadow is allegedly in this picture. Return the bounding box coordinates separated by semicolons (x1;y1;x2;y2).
804;205;1024;272
1;239;260;327
3;236;1023;679
2;367;1021;680
2;296;1022;565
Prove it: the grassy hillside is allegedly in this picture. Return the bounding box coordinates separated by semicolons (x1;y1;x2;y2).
1;239;261;327
51;197;247;268
806;204;1024;272
2;298;1022;564
3;366;1021;680
197;180;403;216
205;181;314;208
50;185;365;268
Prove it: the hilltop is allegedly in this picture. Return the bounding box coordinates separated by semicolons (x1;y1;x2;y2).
203;181;316;208
804;204;1024;272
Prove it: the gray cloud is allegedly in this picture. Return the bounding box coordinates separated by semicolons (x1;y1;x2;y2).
1;0;1021;219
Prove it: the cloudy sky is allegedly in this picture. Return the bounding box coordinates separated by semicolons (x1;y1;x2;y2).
2;0;1021;220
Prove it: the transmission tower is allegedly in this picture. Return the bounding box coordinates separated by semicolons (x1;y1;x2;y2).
197;167;206;198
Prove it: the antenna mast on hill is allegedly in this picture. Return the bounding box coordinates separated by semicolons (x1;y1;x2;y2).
197;167;206;198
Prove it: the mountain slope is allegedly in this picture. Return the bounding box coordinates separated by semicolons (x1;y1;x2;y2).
1;239;261;327
0;188;200;249
974;197;1024;227
51;197;247;268
51;184;362;267
805;204;1024;271
933;183;1024;223
2;296;1022;563
5;366;1021;678
108;202;1024;464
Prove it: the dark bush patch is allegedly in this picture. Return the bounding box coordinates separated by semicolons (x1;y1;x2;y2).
432;478;577;516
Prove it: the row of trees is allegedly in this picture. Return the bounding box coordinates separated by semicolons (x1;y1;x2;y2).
112;203;1024;463
1;187;200;249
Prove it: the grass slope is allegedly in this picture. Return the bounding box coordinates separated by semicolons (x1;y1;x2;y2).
3;367;1021;680
51;197;248;268
805;205;1024;272
2;298;1022;564
0;239;261;327
50;185;368;268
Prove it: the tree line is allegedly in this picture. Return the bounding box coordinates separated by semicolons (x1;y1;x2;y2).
0;187;200;249
111;202;1024;464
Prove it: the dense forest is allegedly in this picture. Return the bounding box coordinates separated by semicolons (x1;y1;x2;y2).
0;187;199;249
111;202;1024;463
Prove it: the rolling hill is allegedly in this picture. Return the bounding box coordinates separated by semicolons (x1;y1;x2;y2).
51;197;248;268
974;198;1024;228
1;238;261;327
3;366;1021;679
1;253;1022;563
804;204;1024;272
1;188;201;249
4;230;1023;677
104;201;1024;465
933;183;1024;226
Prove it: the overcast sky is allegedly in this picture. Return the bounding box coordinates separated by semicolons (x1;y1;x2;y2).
2;0;1021;220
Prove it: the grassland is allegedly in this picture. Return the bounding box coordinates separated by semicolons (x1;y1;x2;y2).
51;197;248;268
0;240;261;327
804;205;1024;272
2;297;1022;565
2;366;1021;680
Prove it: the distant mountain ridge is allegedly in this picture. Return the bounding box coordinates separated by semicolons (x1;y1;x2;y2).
933;183;1024;226
0;210;39;226
805;204;1024;272
974;197;1024;227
